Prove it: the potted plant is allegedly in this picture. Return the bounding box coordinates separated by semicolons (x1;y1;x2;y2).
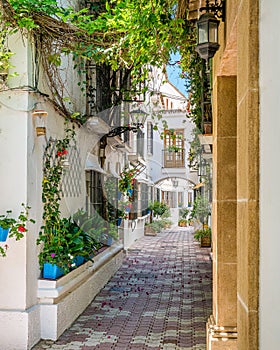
178;219;188;227
0;210;16;241
190;194;210;226
194;227;212;247
167;145;181;153
118;166;139;196
37;214;101;279
178;207;189;227
0;204;35;257
106;223;119;246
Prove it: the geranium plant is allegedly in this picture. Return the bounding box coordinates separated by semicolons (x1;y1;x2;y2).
118;166;139;196
37;216;97;273
0;203;35;257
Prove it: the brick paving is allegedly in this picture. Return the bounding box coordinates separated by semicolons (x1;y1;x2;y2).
33;227;212;350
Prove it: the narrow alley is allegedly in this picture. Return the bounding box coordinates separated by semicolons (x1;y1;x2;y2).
33;227;212;350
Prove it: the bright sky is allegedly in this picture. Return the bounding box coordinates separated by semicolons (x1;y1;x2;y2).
166;52;188;98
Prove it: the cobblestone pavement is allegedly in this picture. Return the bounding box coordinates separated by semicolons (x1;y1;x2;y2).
33;227;212;350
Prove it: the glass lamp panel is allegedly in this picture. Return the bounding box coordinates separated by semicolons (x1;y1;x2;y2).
209;21;218;43
198;22;208;44
130;109;147;126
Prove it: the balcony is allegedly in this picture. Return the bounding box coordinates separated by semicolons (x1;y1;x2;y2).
162;149;185;168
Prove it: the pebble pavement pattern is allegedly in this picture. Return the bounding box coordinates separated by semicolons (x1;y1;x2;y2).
33;227;212;350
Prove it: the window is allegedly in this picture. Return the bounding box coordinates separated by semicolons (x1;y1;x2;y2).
86;170;106;218
162;191;176;208
140;183;149;216
137;129;144;158
156;188;161;202
104;176;119;224
163;129;185;168
178;192;183;207
147;122;153;155
86;171;120;226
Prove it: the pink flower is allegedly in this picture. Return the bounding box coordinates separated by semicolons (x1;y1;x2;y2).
50;253;55;258
18;225;27;233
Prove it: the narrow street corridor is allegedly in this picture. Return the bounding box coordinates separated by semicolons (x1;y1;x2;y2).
33;227;212;350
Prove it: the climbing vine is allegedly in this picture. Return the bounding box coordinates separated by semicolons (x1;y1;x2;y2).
41;124;76;227
0;0;192;124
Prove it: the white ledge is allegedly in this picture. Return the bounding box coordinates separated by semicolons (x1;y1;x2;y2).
37;243;123;302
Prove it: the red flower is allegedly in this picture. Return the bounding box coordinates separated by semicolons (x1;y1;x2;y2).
57;149;68;157
18;225;27;233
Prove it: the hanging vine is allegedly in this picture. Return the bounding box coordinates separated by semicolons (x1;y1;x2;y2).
0;0;193;124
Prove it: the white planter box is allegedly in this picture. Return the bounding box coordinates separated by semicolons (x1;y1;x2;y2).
37;243;124;340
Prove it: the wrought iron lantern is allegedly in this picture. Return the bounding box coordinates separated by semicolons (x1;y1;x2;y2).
130;108;148;129
195;0;226;61
172;178;179;188
105;108;148;138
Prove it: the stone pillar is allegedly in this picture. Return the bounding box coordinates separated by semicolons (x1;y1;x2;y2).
207;76;238;349
236;1;259;349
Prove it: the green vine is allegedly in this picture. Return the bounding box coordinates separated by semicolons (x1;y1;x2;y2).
0;0;191;124
37;123;76;271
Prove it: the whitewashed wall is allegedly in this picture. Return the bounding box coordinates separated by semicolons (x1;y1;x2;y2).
0;30;127;349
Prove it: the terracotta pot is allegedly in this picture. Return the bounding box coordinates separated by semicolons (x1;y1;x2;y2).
201;236;211;247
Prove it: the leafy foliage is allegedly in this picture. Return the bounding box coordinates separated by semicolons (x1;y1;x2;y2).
194;227;211;241
149;200;170;219
118;166;139;195
0;204;35;257
0;0;192;123
190;194;210;224
179;206;189;219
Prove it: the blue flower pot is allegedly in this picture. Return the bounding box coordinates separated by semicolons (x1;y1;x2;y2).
43;263;65;279
117;218;122;226
107;236;113;246
0;226;10;242
73;255;85;267
127;189;133;197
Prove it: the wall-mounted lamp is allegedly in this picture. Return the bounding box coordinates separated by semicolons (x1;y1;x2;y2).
105;108;148;138
172;178;179;188
32;109;48;136
99;108;148;167
195;0;226;61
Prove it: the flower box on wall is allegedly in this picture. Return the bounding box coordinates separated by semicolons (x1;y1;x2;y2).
73;255;85;267
38;243;124;341
43;263;65;279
